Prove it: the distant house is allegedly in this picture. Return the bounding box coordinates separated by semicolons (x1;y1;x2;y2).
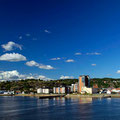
93;84;98;88
106;90;111;94
37;88;50;94
111;88;120;93
53;87;66;94
16;91;21;94
3;91;14;95
43;88;49;94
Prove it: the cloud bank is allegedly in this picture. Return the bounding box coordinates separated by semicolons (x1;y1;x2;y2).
0;53;27;62
60;75;74;79
0;70;51;81
1;41;22;51
26;60;54;70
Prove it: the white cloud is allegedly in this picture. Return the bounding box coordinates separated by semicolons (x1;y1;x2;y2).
65;59;74;62
86;52;101;55
117;70;120;74
75;53;82;55
26;60;54;70
91;64;96;66
44;29;51;33
0;70;20;81
26;61;39;67
60;75;74;79
0;70;51;81
38;75;52;80
39;64;54;70
0;53;27;62
1;41;22;51
50;57;61;60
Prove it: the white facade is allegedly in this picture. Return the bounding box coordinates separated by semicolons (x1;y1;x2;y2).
37;88;43;94
43;89;49;94
70;84;74;92
107;90;111;94
37;88;49;94
3;91;14;95
3;92;9;94
81;87;92;94
53;87;56;94
111;89;120;93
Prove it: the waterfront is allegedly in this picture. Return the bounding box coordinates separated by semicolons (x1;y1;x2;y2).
0;97;120;120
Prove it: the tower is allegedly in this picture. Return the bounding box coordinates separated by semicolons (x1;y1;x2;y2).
78;75;90;93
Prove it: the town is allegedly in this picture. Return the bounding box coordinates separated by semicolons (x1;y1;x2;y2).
0;75;120;96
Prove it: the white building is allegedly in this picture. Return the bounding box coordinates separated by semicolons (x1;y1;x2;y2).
81;87;92;94
37;88;43;94
53;87;56;94
107;90;111;94
43;89;49;94
3;91;14;95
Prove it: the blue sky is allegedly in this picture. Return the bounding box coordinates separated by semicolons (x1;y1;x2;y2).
0;0;120;80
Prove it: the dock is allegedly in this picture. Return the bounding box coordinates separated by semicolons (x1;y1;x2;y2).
14;93;66;98
38;94;65;99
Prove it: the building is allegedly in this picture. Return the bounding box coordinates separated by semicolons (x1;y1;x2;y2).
93;83;98;88
37;88;49;94
37;88;43;94
67;86;71;93
73;83;78;92
3;91;14;95
43;89;49;94
60;87;65;94
111;88;120;93
53;87;66;94
53;87;56;94
78;75;92;94
106;90;111;94
70;84;74;93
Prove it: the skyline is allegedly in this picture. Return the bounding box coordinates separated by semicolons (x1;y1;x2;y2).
0;0;120;80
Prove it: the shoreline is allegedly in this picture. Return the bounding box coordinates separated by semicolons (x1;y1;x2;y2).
0;94;120;98
0;94;65;98
65;94;120;98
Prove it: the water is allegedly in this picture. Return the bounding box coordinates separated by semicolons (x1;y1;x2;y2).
0;96;119;120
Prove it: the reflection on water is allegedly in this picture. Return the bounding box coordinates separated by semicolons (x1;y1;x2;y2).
0;96;120;120
66;97;93;104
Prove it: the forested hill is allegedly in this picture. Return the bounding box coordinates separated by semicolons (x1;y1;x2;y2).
90;78;120;88
0;79;78;92
0;78;120;92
